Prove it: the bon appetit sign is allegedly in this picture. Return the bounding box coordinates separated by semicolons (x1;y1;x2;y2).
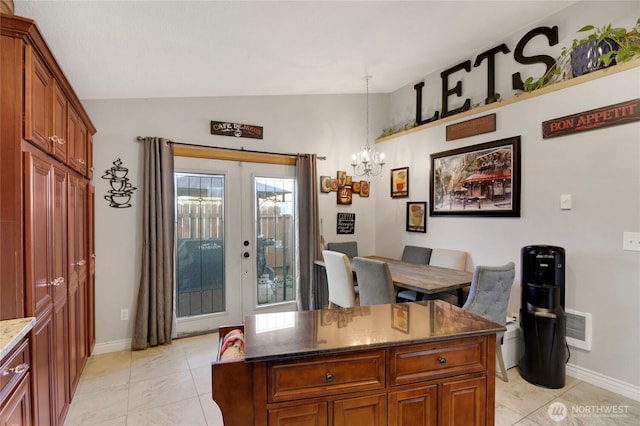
542;99;640;139
211;120;263;139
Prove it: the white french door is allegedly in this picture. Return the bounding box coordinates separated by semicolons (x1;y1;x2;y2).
174;156;298;336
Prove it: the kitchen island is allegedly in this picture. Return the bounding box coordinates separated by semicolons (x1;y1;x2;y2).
212;300;504;426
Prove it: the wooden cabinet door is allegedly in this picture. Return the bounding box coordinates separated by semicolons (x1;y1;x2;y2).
53;298;69;425
67;107;79;173
51;81;68;163
24;151;54;317
0;372;31;426
87;185;96;352
52;164;68;303
439;376;486;426
268;402;327;426
31;310;54;426
389;385;438;426
24;45;52;152
333;394;387;426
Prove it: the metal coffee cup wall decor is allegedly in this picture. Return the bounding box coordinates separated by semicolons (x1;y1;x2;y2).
102;158;137;208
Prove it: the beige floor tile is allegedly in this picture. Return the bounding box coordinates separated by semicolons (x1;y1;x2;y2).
128;370;198;413
130;347;190;382
127;396;207;426
191;364;213;396
496;402;526;426
200;392;224;426
64;384;129;425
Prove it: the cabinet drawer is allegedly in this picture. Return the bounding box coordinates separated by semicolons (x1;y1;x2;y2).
268;350;385;402
390;337;485;386
0;338;30;402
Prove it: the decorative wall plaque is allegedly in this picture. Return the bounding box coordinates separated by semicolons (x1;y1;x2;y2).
542;99;640;139
210;120;263;139
446;113;496;141
102;158;137;208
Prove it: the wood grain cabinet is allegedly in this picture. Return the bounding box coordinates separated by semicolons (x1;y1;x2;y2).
213;325;496;426
1;12;96;426
0;339;31;426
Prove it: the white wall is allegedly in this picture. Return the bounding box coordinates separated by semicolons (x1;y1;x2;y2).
377;1;640;392
85;94;388;347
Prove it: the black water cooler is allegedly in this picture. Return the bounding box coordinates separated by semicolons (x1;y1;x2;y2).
519;245;567;388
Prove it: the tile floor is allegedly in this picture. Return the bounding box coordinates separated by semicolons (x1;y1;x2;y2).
64;333;640;425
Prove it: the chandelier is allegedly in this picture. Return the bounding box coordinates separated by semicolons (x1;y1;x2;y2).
351;75;385;178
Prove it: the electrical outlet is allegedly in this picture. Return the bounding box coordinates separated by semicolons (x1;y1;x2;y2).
623;232;640;252
120;309;129;321
560;194;572;210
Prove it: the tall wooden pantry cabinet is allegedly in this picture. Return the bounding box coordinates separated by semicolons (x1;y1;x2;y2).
1;13;96;426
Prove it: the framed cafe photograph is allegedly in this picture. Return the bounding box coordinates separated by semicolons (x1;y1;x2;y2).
406;202;427;233
320;176;332;193
391;167;409;198
430;136;521;217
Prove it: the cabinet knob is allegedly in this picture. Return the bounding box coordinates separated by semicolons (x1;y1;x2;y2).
438;357;447;365
1;363;28;376
325;372;334;382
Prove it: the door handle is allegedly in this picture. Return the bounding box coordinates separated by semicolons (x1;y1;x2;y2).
243;241;250;246
243;252;250;258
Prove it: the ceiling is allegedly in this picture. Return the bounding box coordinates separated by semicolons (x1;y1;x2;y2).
13;0;579;100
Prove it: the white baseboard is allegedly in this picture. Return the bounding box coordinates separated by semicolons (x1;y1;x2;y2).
567;363;640;402
91;338;132;355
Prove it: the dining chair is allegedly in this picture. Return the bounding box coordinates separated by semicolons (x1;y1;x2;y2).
351;257;395;306
462;261;515;382
322;250;358;308
430;248;469;305
396;246;432;302
326;241;358;258
401;245;432;265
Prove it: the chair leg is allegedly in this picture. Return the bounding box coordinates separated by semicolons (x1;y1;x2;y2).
496;341;508;382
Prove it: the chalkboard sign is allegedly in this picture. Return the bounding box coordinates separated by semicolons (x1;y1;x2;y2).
337;213;355;235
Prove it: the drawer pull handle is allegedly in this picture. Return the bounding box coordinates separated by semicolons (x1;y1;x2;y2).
325;372;334;382
438;357;447;365
2;363;28;376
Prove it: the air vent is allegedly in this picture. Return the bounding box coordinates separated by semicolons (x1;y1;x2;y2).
565;309;592;351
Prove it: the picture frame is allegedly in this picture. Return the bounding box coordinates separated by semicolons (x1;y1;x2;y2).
430;136;521;217
391;167;409;198
320;176;332;193
391;303;409;333
359;181;370;197
406;202;427;233
337;170;347;187
337;186;353;205
352;181;361;194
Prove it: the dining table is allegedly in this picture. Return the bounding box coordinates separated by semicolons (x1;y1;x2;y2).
314;256;474;307
365;256;473;307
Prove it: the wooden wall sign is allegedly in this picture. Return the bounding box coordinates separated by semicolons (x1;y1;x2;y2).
337;213;355;235
446;113;496;141
211;120;263;139
542;98;640;139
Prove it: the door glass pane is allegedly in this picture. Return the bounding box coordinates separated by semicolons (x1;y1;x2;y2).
175;173;225;317
255;177;296;305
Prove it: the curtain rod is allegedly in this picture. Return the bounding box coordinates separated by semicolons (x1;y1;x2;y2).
135;136;326;160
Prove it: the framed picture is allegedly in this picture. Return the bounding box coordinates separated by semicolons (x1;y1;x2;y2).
391;167;409;198
359;181;370;197
406;202;427;233
430;136;521;217
391;303;409;333
337;170;347;187
330;179;339;192
352;181;361;194
320;176;332;193
337;186;353;205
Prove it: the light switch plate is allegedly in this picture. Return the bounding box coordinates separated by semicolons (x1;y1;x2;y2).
560;194;572;210
623;232;640;251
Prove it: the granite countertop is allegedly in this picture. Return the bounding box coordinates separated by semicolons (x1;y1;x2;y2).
244;300;505;362
0;317;36;360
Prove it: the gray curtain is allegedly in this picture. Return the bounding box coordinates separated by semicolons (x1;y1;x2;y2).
132;137;175;349
296;154;319;311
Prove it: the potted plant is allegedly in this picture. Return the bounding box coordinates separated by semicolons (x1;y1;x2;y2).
523;17;640;91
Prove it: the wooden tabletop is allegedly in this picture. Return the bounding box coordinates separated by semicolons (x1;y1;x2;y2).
365;256;473;294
